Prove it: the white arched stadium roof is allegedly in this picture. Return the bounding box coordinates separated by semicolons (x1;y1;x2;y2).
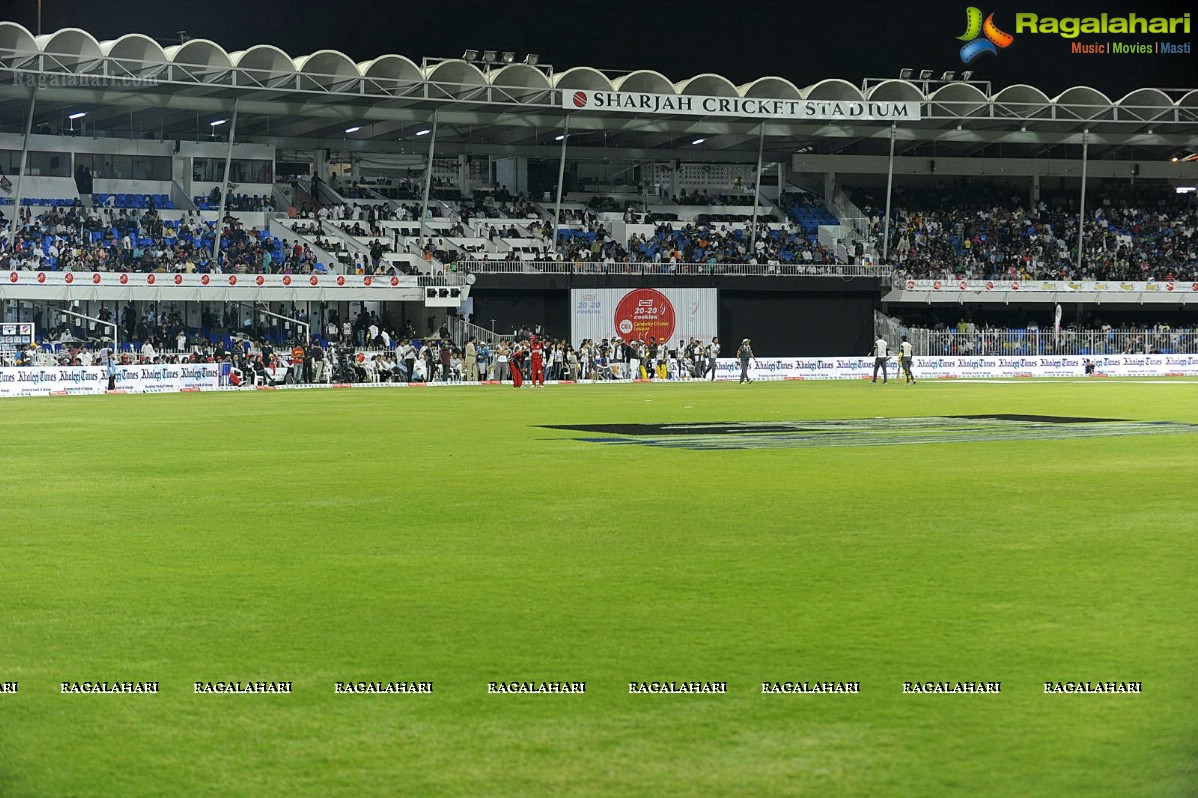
0;21;1191;160
739;76;802;100
552;67;612;92
675;73;738;97
0;21;38;68
612;70;674;94
163;38;232;82
294;50;359;91
423;60;486;100
487;63;552;103
100;33;168;78
359;54;423;95
34;28;103;73
929;83;989;118
992;84;1052;118
866;80;924;103
803;79;864;102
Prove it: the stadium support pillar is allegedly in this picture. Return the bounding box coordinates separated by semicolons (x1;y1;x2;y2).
418;111;439;252
551;115;570;258
8;86;37;240
1076;130;1089;273
749;122;766;252
881;123;897;263
211;101;239;266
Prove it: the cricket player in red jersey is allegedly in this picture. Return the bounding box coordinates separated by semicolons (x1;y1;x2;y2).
529;336;545;386
509;344;525;388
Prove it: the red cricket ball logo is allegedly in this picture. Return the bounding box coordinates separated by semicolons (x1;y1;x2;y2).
572;91;587;108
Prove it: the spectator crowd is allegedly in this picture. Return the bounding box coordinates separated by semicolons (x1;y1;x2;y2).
853;182;1198;282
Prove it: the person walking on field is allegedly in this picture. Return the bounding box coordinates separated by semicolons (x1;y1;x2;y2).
871;334;890;384
899;335;916;384
737;338;757;384
707;336;720;381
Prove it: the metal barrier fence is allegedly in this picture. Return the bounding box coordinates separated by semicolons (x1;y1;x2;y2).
902;327;1198;356
455;261;893;278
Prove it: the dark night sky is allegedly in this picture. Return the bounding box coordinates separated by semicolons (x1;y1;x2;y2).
14;0;1197;97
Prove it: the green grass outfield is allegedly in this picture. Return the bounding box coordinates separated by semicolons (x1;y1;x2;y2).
1;379;1196;797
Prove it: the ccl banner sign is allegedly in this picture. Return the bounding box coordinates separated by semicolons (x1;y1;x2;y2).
3;271;419;289
564;91;921;121
714;354;1198;380
0;364;221;397
572;288;717;346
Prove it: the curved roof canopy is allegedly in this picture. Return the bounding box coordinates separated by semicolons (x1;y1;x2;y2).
0;22;1190;162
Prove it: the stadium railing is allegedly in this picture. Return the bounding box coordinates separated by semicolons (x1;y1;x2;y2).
900;326;1198;356
456;261;893;277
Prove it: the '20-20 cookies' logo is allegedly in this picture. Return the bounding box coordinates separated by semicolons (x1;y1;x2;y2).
958;7;1015;62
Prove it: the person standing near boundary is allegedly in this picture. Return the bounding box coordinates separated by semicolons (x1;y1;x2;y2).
899;335;916;384
104;346;117;391
737;338;756;384
464;336;479;382
871;334;890;384
707;336;720;381
529;336;545;387
509;343;525;388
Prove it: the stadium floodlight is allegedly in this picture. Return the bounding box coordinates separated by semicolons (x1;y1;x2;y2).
554;134;565;141
416;128;431;136
918;69;934;80
209;119;227;126
501;51;515;64
691;138;706;145
461;49;479;61
960;70;974;81
68;111;86;120
344;126;361;133
524;54;539;66
940;71;955;81
899;68;913;79
482;50;498;64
